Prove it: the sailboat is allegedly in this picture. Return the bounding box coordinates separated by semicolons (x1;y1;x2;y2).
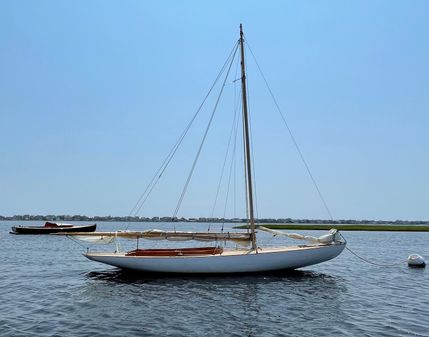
66;25;346;273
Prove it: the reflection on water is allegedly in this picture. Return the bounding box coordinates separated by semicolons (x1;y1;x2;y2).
81;267;348;337
85;267;342;283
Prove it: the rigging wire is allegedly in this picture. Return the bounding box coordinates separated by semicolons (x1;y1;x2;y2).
232;54;240;221
244;39;334;221
232;99;242;222
209;53;242;229
127;41;239;221
233;142;237;219
221;109;240;232
209;92;239;228
172;43;239;226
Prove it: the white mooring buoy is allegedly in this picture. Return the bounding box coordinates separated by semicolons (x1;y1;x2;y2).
407;254;426;268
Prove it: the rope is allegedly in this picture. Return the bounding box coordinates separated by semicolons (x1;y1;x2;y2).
172;43;239;224
213;84;241;232
221;114;239;231
340;233;406;267
210;92;240;221
345;246;406;267
245;39;334;221
67;235;90;250
128;40;240;221
229;100;241;230
242;35;408;269
232;54;241;220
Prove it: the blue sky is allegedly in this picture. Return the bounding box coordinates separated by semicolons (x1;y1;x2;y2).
1;1;428;220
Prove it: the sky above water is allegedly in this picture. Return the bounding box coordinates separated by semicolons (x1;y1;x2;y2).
1;1;428;220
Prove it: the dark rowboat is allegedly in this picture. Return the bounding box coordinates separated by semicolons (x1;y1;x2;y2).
10;222;97;235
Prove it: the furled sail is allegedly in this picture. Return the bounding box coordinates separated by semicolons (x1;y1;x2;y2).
258;226;340;244
63;230;252;245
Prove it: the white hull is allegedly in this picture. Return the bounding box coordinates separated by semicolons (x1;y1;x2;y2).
84;243;345;274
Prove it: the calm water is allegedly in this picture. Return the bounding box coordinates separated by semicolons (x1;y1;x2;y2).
1;221;428;337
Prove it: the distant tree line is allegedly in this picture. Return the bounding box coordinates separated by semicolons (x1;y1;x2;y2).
1;214;428;224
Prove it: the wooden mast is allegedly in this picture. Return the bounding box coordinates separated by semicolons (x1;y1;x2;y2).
239;24;257;251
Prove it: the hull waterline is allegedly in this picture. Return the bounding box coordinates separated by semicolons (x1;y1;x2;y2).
84;243;345;274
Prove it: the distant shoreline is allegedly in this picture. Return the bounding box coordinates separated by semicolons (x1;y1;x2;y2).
1;215;427;225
